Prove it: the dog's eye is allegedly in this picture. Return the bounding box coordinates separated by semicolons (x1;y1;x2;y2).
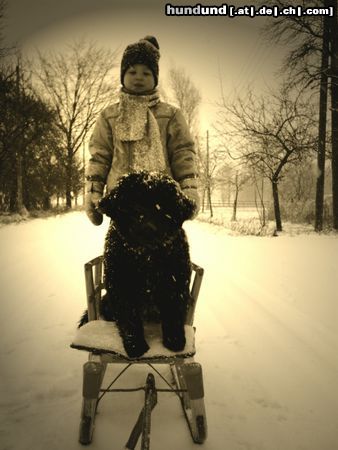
155;204;161;210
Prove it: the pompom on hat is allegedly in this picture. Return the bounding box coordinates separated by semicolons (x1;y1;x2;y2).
120;36;160;87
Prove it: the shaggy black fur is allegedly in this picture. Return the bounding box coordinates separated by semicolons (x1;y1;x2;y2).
79;171;195;358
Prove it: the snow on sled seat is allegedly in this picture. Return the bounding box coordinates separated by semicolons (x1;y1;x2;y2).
71;320;196;360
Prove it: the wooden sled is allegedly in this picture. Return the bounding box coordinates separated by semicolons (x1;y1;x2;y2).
71;255;207;449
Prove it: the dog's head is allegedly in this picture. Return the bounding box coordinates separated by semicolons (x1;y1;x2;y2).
98;171;195;248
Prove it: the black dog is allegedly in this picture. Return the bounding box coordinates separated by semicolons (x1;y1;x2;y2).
80;171;195;358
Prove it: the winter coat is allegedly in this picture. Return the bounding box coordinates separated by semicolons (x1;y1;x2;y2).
86;101;199;205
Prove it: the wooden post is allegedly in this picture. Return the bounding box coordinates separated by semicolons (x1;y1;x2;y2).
315;10;330;231
83;142;86;206
329;0;338;229
206;130;213;218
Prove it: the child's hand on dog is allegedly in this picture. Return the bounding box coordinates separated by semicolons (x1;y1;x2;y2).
85;191;103;226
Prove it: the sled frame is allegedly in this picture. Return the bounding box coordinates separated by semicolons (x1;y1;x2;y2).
78;255;207;448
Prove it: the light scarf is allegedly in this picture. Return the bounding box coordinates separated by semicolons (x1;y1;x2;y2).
114;89;168;172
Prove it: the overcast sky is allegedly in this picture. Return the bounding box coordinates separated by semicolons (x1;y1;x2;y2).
4;0;288;133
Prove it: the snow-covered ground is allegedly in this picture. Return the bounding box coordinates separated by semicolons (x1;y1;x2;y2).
1;212;338;450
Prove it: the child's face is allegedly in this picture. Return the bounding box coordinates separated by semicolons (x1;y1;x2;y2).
123;64;155;93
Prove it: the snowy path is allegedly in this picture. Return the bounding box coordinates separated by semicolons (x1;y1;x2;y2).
0;212;338;450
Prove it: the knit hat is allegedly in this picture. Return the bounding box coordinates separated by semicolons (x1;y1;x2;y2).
120;36;160;87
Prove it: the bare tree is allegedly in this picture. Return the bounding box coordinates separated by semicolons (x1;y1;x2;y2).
195;131;224;216
167;65;208;209
167;65;201;132
216;84;317;231
261;0;338;229
33;39;118;208
229;169;250;221
0;58;56;214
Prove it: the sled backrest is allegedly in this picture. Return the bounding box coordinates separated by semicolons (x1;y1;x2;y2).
84;256;204;326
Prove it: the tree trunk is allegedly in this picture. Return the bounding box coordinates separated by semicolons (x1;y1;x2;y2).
9;185;16;212
232;187;239;221
66;187;72;208
260;177;266;227
330;1;338;229
82;142;86;207
14;64;28;216
15;151;28;216
207;182;213;218
232;171;239;221
65;151;73;209
272;178;282;232
315;12;330;232
254;175;266;227
43;195;51;210
201;188;206;212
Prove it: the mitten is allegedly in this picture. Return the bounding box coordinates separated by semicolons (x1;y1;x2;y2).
182;188;200;218
85;180;105;226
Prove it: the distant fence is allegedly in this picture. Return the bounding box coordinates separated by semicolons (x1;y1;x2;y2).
204;201;270;208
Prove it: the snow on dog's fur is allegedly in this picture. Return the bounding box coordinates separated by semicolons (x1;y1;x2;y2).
79;171;195;358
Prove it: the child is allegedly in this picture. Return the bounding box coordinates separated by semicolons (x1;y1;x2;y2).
85;35;200;225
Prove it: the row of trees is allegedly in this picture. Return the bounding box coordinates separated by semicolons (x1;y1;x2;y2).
263;0;337;231
0;0;118;213
168;0;337;232
199;0;337;232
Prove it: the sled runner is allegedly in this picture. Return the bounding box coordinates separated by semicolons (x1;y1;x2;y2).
71;255;207;448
